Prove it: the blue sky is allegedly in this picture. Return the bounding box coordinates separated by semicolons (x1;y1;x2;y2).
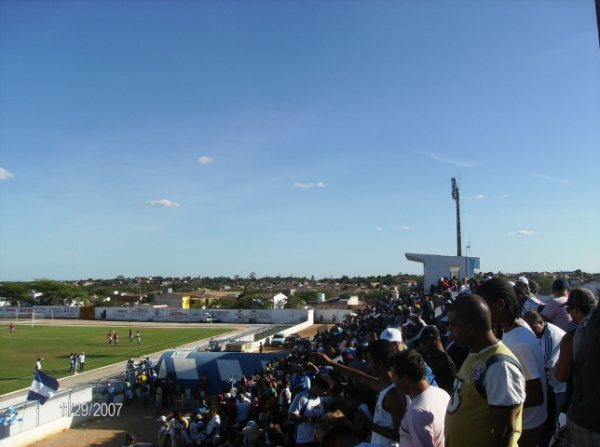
1;1;599;281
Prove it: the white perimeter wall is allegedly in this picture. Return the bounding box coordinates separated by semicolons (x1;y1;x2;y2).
0;306;80;319
1;387;93;447
95;307;310;324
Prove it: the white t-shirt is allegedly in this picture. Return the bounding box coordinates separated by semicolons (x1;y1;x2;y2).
540;322;566;393
502;323;547;430
206;414;221;440
541;296;571;331
399;385;450;447
289;390;323;444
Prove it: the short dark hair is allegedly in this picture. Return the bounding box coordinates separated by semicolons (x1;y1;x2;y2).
367;339;396;367
478;278;520;321
312;374;333;391
388;349;426;382
529;280;540;294
320;421;360;447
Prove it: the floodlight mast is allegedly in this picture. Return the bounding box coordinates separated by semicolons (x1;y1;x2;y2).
451;177;462;257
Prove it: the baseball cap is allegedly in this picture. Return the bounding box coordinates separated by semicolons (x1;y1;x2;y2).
414;325;441;344
552;278;570;291
157;415;167;422
565;288;597;309
380;327;403;343
516;276;529;286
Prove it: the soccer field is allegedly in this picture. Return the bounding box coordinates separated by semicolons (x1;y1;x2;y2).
0;325;230;395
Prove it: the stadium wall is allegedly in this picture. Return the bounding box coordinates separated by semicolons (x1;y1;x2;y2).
0;386;93;447
0;306;80;319
95;307;310;324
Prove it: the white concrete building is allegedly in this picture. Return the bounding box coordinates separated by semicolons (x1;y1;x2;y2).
405;252;480;291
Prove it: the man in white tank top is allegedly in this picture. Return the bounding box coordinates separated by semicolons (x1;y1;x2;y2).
314;340;407;446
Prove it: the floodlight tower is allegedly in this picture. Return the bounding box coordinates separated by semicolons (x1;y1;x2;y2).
451;177;462;257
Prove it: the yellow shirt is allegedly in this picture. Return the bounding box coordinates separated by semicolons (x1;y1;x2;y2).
445;342;523;447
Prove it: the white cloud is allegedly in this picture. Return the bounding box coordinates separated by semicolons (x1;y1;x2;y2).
0;167;15;180
398;225;411;231
468;194;486;201
507;229;535;236
530;173;570;185
292;181;326;189
145;199;181;208
421;151;475;168
198;156;214;165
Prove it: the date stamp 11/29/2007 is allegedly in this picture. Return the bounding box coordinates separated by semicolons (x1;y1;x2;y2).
60;402;123;418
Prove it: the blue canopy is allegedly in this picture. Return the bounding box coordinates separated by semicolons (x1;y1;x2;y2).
156;351;284;396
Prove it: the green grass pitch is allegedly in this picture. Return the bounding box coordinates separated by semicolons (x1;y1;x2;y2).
0;325;231;395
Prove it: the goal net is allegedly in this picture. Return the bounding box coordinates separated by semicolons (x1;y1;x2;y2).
0;310;46;327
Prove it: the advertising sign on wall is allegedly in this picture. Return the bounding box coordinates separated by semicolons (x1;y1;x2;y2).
93;307;311;324
0;306;80;319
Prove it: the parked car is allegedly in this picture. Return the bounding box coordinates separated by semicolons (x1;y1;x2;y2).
270;333;287;347
198;312;213;323
284;334;301;349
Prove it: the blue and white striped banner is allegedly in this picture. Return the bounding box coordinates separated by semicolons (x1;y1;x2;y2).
27;370;59;405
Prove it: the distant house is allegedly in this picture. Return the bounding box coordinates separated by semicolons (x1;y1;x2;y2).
312;295;365;310
113;294;143;305
152;288;229;309
272;293;287;309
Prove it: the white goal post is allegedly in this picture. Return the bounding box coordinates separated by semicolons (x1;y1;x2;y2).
0;310;46;327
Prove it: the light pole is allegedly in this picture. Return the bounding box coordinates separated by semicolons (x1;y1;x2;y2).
451;178;462;257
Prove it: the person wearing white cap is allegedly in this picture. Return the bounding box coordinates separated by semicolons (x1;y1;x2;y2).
517;276;529;286
380;327;404;352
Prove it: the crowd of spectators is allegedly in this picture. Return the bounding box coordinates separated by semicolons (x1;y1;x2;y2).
115;277;599;447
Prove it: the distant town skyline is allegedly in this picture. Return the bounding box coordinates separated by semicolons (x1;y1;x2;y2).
1;1;599;281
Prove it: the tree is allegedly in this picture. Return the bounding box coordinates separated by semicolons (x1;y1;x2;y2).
219;296;270;309
284;295;306;309
0;282;30;305
31;279;88;305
